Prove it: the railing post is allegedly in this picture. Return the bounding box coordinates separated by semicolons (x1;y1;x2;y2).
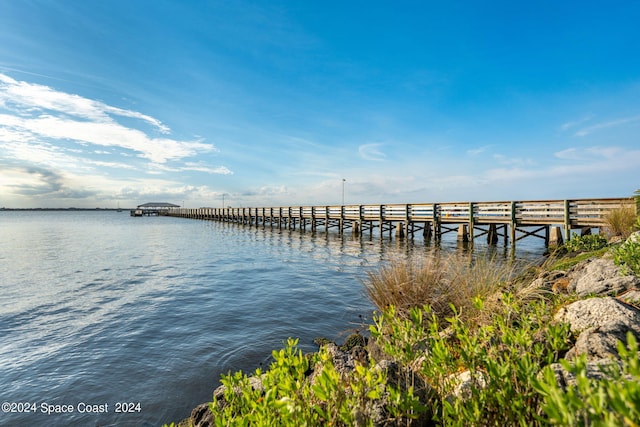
433;203;441;241
510;201;517;247
564;199;571;242
468;202;475;244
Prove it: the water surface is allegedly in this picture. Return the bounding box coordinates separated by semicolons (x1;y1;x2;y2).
0;211;546;426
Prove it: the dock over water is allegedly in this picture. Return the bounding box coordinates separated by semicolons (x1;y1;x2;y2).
131;202;181;216
162;198;636;248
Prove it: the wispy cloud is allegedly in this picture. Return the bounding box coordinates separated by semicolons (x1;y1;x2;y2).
574;114;640;137
559;114;595;131
358;143;386;161
0;73;170;132
182;163;233;175
0;73;219;165
0;73;235;205
492;154;534;167
555;146;625;161
466;145;492;156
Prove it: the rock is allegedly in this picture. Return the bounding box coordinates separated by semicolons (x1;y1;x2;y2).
323;342;360;375
618;288;640;306
570;258;639;296
566;321;639;360
564;258;594;293
551;277;571;294
446;370;487;402
555;297;640;334
626;231;640;245
341;332;367;351
555;297;640;360
212;374;265;402
608;235;624;244
546;359;613;389
529;270;566;292
188;403;214;427
367;337;391;363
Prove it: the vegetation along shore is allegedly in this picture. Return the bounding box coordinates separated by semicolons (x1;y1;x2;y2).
167;191;640;427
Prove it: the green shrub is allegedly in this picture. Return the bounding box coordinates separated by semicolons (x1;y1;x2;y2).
370;295;572;426
613;238;640;276
563;234;608;253
207;337;422;426
534;332;640;426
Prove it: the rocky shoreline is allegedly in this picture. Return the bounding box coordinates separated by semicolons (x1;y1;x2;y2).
178;232;640;427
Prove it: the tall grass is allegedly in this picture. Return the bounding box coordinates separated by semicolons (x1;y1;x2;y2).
362;252;526;325
604;204;638;239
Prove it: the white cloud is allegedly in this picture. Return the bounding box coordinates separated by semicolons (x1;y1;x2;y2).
0;114;213;164
0;73;170;132
559;114;595;131
358;143;386;161
466;145;492;156
555;146;626;161
182;162;233;175
492;154;534;166
0;73;218;165
0;73;235;206
574;115;640;137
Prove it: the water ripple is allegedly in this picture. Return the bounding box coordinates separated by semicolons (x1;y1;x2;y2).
0;210;546;426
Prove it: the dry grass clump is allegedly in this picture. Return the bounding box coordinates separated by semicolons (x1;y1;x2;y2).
604;205;638;239
363;252;524;324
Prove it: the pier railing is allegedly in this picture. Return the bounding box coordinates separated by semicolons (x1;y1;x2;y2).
163;197;636;247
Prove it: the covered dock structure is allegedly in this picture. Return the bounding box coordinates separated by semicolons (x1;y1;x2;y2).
131;202;181;216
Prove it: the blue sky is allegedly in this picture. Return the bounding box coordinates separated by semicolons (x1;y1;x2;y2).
1;1;639;208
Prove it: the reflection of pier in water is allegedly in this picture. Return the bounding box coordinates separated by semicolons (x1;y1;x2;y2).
163;198;636;248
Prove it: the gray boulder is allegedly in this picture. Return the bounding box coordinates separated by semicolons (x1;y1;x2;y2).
569;258;639;297
188;403;214;427
554;297;640;360
546;358;613;389
626;231;640;245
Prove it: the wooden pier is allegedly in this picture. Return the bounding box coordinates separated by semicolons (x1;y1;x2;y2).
162;198;636;247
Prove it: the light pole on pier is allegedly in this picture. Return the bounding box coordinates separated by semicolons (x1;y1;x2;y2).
222;193;225;209
342;178;346;205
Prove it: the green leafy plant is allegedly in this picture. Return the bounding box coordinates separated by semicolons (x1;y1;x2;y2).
563;234;608;253
613;238;640;276
205;337;422;426
370;295;572;426
534;332;640;426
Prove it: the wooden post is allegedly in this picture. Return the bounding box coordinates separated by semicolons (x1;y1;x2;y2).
549;226;564;247
564;199;571;242
457;224;469;242
487;224;499;245
423;221;432;240
510;201;517;247
405;204;411;239
433;203;441;242
468;202;475;244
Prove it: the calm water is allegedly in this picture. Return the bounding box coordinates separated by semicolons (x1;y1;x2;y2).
0;211;546;426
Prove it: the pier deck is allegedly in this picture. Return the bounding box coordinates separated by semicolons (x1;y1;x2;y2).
163;198;636;247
